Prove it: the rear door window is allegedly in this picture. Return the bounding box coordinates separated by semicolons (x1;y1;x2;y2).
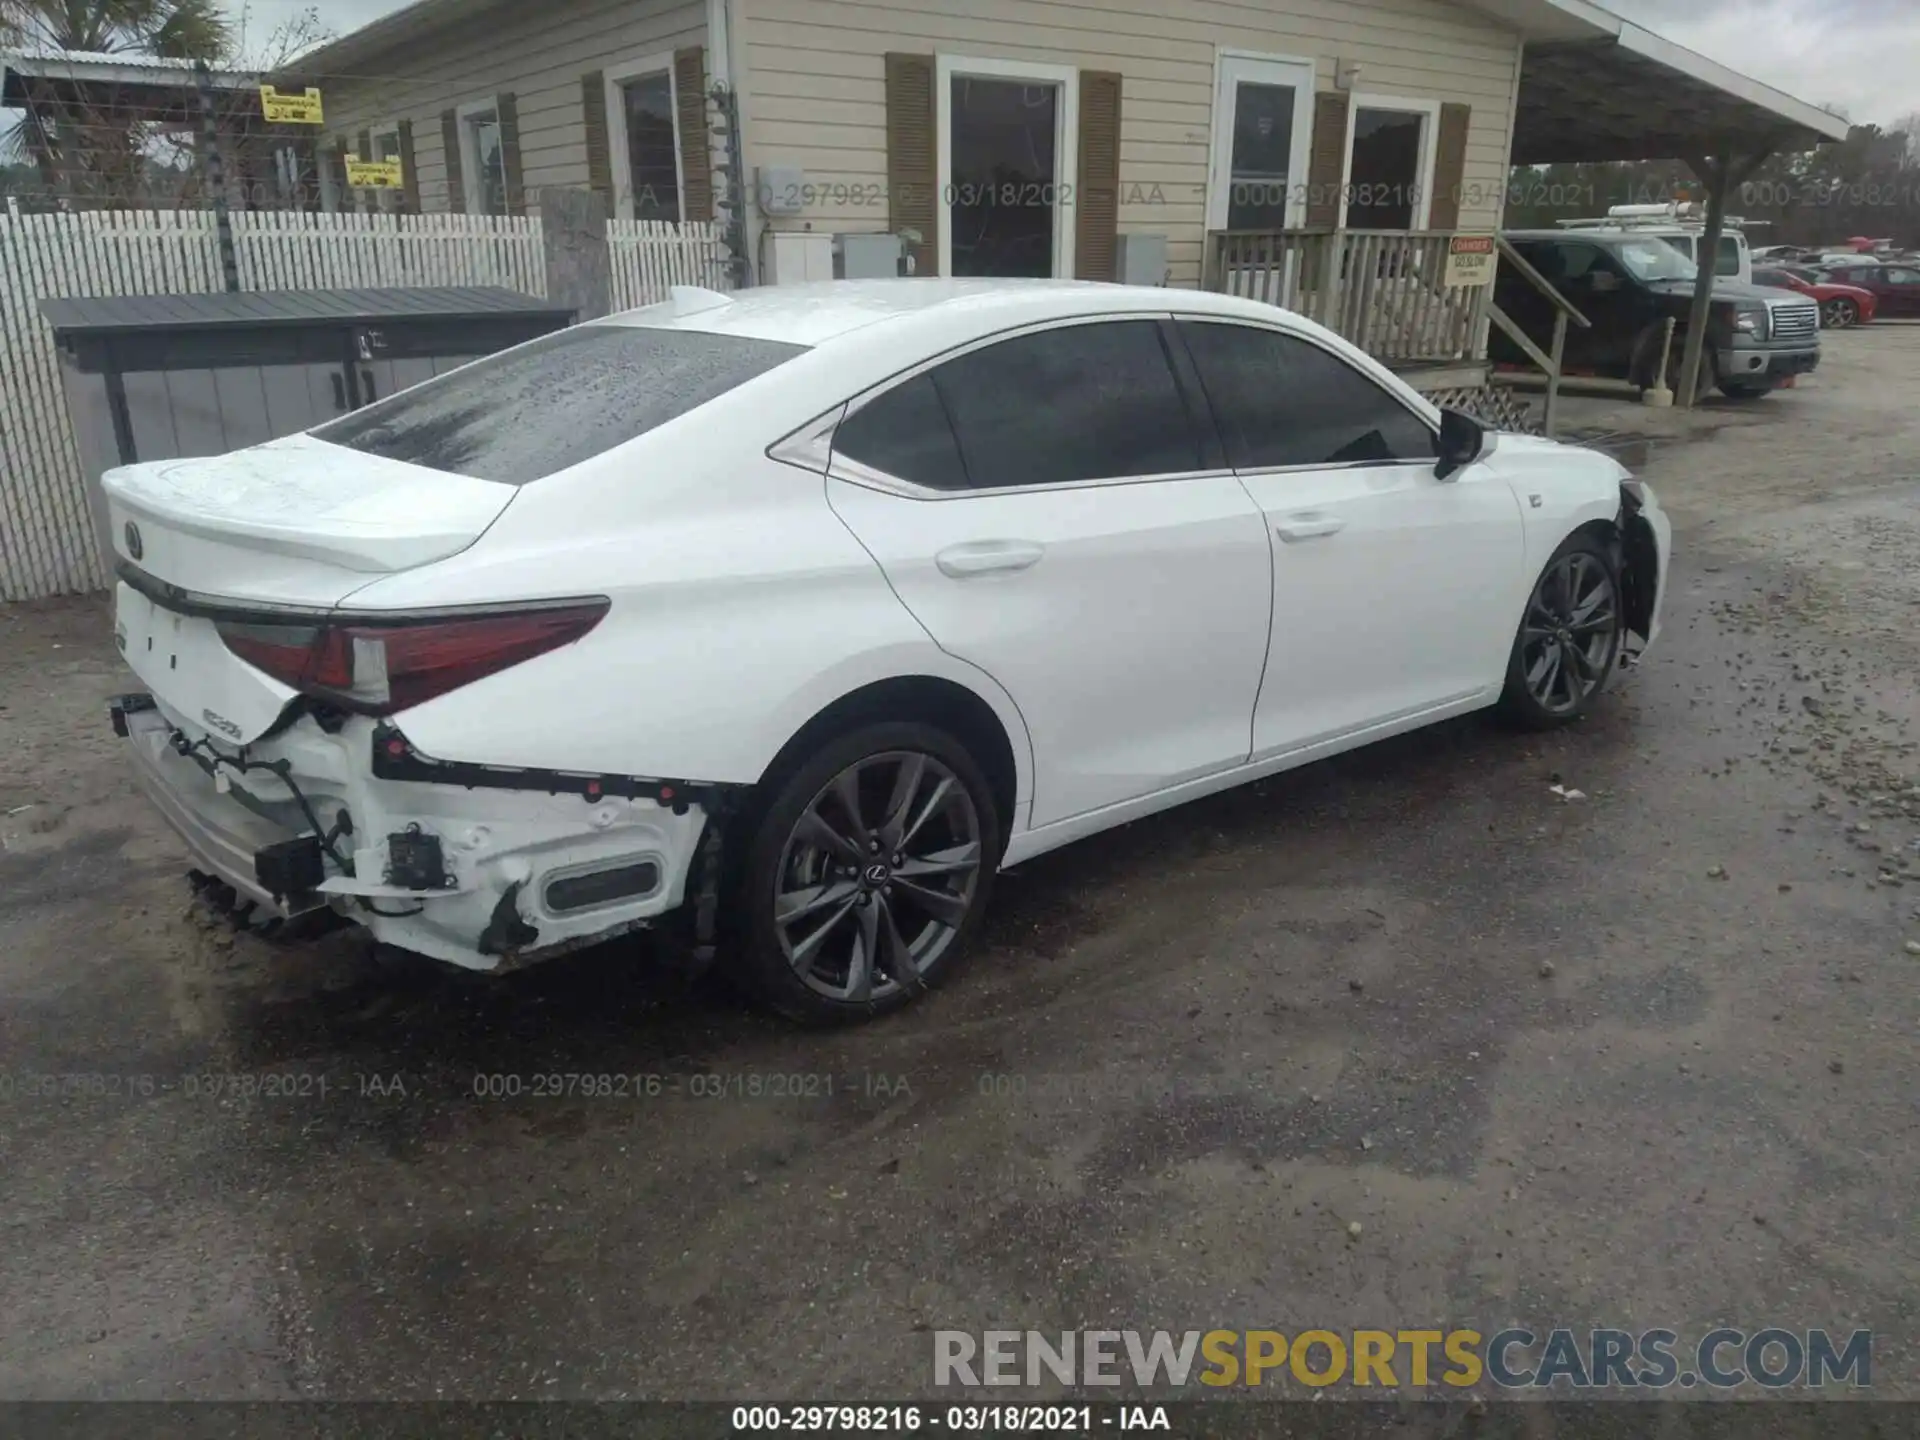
833;320;1204;491
312;325;806;484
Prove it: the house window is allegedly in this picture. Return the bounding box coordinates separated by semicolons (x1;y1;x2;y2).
936;55;1079;279
606;57;682;221
373;128;402;212
1343;96;1438;230
460;100;509;215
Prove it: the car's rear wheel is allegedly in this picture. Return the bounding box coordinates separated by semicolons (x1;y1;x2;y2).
730;721;999;1023
1498;533;1624;730
1820;297;1858;328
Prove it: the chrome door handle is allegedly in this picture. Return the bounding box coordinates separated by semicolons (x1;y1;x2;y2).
1274;512;1346;542
936;541;1045;577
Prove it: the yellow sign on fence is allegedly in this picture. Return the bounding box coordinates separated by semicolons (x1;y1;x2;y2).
1443;234;1497;287
346;159;405;190
260;86;325;125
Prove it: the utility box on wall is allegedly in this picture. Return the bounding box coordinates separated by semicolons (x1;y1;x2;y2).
1115;234;1169;287
39;286;574;569
837;233;906;280
765;231;835;284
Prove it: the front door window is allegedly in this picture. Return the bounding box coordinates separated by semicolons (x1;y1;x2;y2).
948;76;1060;277
1226;84;1297;229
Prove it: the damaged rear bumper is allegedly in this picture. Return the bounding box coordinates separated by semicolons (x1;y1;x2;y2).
112;695;724;970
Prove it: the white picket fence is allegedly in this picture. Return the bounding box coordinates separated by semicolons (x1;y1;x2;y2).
0;209;729;601
232;211;546;295
608;219;732;311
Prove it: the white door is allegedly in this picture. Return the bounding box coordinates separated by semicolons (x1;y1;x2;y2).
1176;318;1523;756
825;318;1273;829
1206;53;1316;233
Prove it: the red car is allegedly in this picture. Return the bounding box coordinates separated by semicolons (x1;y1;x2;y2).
1752;265;1878;328
1819;262;1920;320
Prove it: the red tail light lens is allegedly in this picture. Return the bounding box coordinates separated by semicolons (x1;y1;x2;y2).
216;600;608;715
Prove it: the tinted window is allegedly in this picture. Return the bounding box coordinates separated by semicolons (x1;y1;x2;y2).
843;321;1202;491
832;372;969;491
313;325;805;485
1753;269;1792;289
1180;321;1436;470
1556;243;1613;281
1715;235;1742;275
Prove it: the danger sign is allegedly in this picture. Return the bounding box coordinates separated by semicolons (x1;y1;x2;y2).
1444;234;1496;287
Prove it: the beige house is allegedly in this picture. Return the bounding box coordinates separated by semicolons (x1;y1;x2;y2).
292;0;1568;283
294;0;1845;325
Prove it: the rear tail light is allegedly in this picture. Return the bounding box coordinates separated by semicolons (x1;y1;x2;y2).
216;600;608;714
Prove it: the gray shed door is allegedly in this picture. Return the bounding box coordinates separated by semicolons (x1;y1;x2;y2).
122;363;346;462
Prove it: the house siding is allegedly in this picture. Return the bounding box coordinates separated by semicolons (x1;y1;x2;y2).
736;0;1522;285
315;0;706;214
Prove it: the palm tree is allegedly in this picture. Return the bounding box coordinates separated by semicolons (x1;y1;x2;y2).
0;0;230;58
1;1;233;204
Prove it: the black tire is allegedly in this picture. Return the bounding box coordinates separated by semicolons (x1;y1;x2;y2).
726;720;1000;1024
1820;297;1858;329
1720;382;1772;401
1498;532;1625;730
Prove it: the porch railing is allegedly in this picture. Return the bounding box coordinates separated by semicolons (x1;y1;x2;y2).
1203;229;1495;364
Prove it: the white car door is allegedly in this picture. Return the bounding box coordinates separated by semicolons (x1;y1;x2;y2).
824;317;1273;831
1175;318;1524;759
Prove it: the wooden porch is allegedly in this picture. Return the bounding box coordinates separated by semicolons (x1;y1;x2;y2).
1203;229;1494;365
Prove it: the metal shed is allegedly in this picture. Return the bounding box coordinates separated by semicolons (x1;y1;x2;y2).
39;286;575;563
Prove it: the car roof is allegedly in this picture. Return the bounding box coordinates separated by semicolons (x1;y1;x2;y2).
593;279;1285;349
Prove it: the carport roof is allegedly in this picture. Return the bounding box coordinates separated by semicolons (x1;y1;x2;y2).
1483;0;1853;163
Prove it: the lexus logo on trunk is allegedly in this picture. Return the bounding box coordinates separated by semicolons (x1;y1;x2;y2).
124;521;143;560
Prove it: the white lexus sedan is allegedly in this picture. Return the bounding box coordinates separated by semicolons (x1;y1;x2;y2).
104;279;1670;1023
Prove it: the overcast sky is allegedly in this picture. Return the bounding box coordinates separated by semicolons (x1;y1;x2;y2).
243;0;1917;127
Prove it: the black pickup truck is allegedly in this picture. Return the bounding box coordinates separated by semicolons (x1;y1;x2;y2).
1493;231;1820;401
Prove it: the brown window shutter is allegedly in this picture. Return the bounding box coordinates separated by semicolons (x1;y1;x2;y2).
1075;71;1121;281
1304;92;1350;229
582;71;613;209
440;108;465;212
397;119;420;211
1427;102;1471;230
886;53;937;275
674;48;712;223
497;92;525;213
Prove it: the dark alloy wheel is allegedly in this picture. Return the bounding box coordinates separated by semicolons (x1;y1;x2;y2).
1499;536;1624;728
732;721;999;1022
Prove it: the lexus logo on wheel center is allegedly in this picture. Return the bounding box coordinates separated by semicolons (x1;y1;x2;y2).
124;521;143;561
863;863;891;886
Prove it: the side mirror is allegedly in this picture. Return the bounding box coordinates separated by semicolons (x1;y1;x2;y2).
1435;407;1488;482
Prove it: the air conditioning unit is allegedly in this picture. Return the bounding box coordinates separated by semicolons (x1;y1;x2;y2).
836;232;907;279
764;230;834;285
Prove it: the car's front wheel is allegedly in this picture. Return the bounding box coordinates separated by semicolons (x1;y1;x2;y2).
1498;533;1624;729
731;721;999;1023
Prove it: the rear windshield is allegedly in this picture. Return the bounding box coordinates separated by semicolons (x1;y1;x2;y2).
311;325;807;484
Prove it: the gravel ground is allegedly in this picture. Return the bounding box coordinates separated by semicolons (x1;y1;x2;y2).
1;324;1917;1404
